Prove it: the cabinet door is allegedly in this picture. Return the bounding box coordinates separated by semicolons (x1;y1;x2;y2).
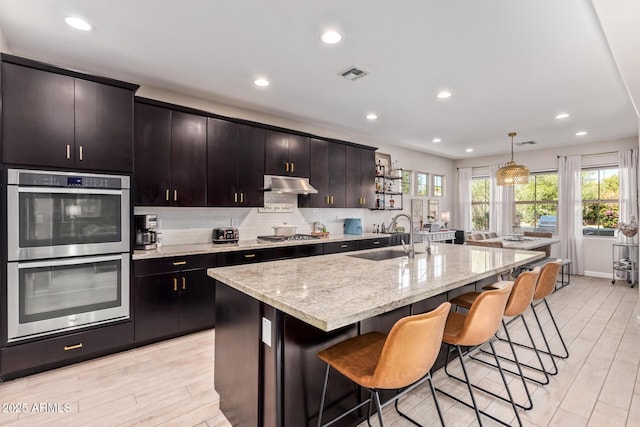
286;134;309;177
265;130;289;176
236;124;265;206
304;138;330;208
329;143;347;207
134;102;172;206
360;149;376;209
207;118;239;206
1;62;75;167
171;111;207;206
345;146;363;208
134;273;181;342
179;269;216;332
74;79;134;172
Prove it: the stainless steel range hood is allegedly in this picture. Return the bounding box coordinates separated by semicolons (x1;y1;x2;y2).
262;175;318;195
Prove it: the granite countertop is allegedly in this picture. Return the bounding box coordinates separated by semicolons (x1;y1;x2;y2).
207;243;543;332
132;233;394;260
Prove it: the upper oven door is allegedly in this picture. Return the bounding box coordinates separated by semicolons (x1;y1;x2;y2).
7;185;130;261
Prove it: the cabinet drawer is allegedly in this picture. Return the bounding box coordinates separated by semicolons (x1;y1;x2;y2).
359;237;390;250
216;245;323;267
135;253;217;276
324;241;360;254
1;322;133;380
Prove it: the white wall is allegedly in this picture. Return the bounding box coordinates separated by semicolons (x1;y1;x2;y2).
135;85;455;242
0;21;9;52
453;136;638;278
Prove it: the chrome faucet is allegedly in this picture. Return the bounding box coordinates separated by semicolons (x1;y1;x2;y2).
389;213;416;258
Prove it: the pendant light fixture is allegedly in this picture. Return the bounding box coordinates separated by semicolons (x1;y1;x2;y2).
496;132;529;186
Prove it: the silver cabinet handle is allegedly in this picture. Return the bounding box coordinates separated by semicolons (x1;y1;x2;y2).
66;144;71;160
79;145;83;161
173;190;177;201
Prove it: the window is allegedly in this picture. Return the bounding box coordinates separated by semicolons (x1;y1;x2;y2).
581;167;618;236
514;173;558;234
402;170;412;195
415;172;429;196
471;178;490;231
432;174;445;197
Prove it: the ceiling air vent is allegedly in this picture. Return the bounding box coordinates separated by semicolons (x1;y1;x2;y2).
339;66;370;81
515;140;536;146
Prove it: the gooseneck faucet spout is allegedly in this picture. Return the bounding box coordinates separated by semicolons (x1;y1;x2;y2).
388;213;415;258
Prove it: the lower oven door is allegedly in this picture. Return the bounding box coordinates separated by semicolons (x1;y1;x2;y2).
7;254;130;343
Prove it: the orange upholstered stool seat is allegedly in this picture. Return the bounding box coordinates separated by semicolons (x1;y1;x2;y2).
316;302;451;427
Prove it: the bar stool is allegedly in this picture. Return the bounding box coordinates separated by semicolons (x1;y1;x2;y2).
449;268;545;410
507;259;568;373
436;284;520;426
485;259;567;377
316;302;451;427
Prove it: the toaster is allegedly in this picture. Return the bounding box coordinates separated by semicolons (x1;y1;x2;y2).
212;227;239;244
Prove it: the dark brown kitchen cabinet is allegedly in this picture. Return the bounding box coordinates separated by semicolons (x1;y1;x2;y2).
207;118;265;206
0;322;133;381
265;130;309;177
346;146;376;208
133;99;207;206
1;55;137;172
134;254;216;343
300;139;346;208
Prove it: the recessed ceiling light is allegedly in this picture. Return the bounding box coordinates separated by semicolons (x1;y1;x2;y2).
366;113;378;120
555;113;570;119
254;78;270;87
65;16;91;31
436;91;452;99
576;131;588;136
432;138;442;143
322;31;342;44
465;148;474;153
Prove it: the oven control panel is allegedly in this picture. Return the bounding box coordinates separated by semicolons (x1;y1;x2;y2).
9;169;129;190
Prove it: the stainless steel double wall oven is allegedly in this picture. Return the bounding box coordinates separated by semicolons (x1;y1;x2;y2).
4;169;130;343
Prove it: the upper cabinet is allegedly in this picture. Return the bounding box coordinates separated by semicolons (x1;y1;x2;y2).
134;100;207;206
300;139;346;208
1;55;137;172
346;146;376;208
207;118;265;207
265;130;309;177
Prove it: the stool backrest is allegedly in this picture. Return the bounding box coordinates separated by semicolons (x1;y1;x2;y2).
458;283;513;346
466;240;503;248
504;268;540;316
371;302;451;389
533;259;562;299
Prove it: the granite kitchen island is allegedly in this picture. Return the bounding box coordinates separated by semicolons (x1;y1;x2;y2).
208;243;543;427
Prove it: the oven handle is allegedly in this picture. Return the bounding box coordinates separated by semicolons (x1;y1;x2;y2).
14;254;126;269
16;187;125;196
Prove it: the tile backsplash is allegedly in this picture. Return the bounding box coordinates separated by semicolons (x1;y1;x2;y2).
134;193;410;245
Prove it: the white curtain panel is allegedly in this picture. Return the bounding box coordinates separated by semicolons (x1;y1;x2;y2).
456;168;472;230
489;164;515;236
617;149;639;244
558;155;584;275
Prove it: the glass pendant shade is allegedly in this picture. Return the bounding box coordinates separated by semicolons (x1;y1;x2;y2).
496;132;529;186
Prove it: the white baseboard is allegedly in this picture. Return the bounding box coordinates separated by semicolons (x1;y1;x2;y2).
583;271;612;279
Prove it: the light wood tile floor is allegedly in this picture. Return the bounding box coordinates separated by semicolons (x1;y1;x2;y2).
0;275;637;426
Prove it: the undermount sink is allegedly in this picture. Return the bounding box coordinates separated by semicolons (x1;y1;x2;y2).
348;249;423;261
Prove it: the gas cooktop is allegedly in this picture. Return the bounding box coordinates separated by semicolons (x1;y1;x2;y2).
257;234;321;243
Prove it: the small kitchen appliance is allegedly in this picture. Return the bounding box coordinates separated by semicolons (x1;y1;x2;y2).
212;227;239;244
344;218;363;235
135;214;158;250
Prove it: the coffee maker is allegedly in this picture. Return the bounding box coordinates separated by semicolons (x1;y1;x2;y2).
135;214;158;250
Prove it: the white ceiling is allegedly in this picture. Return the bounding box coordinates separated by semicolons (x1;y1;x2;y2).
0;0;637;159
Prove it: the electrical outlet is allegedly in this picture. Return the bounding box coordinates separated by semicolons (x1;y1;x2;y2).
262;317;272;347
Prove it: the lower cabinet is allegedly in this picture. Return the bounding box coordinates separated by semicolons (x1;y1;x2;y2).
134;254;216;343
0;322;133;381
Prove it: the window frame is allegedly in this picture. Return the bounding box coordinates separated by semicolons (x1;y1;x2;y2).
471;177;490;232
432;174;445;197
415;171;429;197
402;169;413;195
580;166;619;237
513;171;559;235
